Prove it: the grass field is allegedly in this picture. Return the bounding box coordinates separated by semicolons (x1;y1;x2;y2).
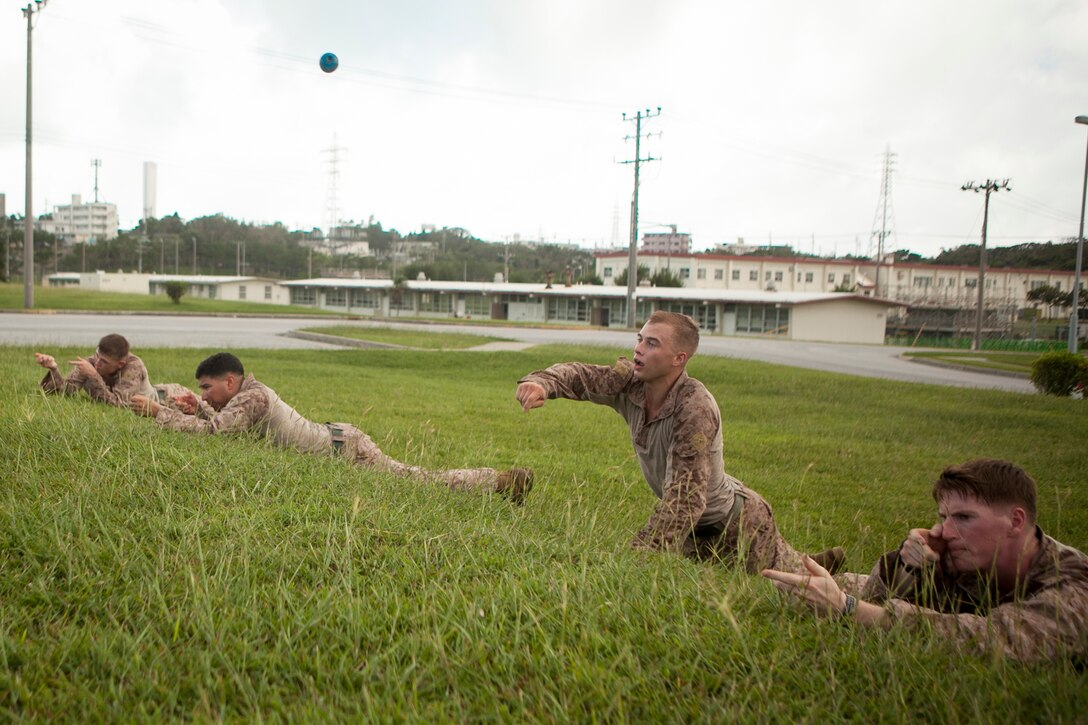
1;342;1085;720
298;325;511;350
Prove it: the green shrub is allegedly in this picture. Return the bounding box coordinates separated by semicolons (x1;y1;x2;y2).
163;281;187;304
1030;351;1088;396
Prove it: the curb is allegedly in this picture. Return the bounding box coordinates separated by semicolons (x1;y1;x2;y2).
902;355;1031;380
284;330;408;349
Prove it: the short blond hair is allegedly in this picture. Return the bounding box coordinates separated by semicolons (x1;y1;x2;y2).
646;311;700;356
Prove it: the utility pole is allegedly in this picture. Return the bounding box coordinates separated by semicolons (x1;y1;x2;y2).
23;0;47;308
870;144;896;298
1069;116;1088;354
961;179;1011;351
619;107;661;328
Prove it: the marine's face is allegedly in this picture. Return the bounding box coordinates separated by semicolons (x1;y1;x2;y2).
632;322;683;382
198;374;237;411
936;492;1016;574
93;351;126;377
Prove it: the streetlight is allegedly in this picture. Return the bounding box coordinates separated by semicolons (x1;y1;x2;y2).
1068;115;1088;354
961;179;1010;351
22;0;47;308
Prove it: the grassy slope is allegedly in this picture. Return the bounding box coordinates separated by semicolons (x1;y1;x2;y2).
0;344;1085;720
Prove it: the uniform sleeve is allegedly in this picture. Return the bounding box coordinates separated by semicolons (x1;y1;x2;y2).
153;386;271;435
631;391;718;552
519;359;633;405
40;367;72;395
884;581;1088;661
83;357;150;407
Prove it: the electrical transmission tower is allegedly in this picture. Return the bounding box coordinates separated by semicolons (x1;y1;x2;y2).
619;107;661;328
869;144;897;298
323;135;346;253
91;158;101;202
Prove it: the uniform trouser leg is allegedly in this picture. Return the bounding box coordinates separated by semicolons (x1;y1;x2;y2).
686;486;806;575
337;423;499;492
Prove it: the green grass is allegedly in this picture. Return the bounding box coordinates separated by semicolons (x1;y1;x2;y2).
1;344;1085;720
0;282;341;317
299;325;511;349
902;350;1045;375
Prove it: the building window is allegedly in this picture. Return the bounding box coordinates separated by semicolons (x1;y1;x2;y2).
679;268;690;278
805;272;814;283
291;288;316;305
465;294;490;316
842;274;851;285
912;277;932;289
546;297;588;322
734;304;790;335
603;267;613;278
325;289;347;307
774;271;783;282
350;289;380;308
697;268;706;280
765;271;772;281
238;285;247;300
264;285;272;300
419;293;453;313
948;279;956;287
828;273;835;283
749;270;758;281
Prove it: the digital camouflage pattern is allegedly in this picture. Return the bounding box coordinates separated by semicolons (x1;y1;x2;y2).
154;374;500;491
519;358;806;573
41;353;156;406
841;528;1088;661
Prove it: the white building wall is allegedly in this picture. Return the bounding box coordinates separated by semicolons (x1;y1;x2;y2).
790;300;890;344
597;253;1084;314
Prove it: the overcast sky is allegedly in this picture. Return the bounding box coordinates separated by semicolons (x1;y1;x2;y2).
1;0;1086;257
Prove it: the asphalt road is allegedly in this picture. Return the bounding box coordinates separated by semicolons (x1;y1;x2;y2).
0;311;1035;394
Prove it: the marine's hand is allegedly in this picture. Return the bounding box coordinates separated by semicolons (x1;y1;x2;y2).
68;356;96;378
130;394;160;417
516;381;547;411
899;526;945;569
34;353;58;371
762;556;848;618
172;391;199;415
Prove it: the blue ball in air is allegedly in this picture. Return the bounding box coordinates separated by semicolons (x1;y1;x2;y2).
319;52;339;73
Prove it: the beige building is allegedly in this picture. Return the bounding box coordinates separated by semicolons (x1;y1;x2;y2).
282;278;898;344
46;271;290;304
38;195;119;245
595;251;1085;319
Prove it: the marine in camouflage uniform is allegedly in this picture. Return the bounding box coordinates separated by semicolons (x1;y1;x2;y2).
838;530;1088;661
517;312;831;575
764;458;1088;662
137;353;531;501
36;335;191;409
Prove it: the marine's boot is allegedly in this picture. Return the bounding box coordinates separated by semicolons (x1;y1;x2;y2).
807;546;846;575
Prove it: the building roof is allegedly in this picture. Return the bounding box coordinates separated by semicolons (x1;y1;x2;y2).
282;277;902;307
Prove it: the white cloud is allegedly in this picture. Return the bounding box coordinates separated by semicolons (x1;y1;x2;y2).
1;0;1086;257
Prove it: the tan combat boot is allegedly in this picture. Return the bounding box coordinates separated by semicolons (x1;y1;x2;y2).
496;467;534;505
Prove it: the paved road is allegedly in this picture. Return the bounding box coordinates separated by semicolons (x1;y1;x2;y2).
0;311;1035;393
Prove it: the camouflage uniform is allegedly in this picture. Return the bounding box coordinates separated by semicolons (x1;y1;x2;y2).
40;352;188;408
519;358;805;574
152;374;501;491
840;528;1088;661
